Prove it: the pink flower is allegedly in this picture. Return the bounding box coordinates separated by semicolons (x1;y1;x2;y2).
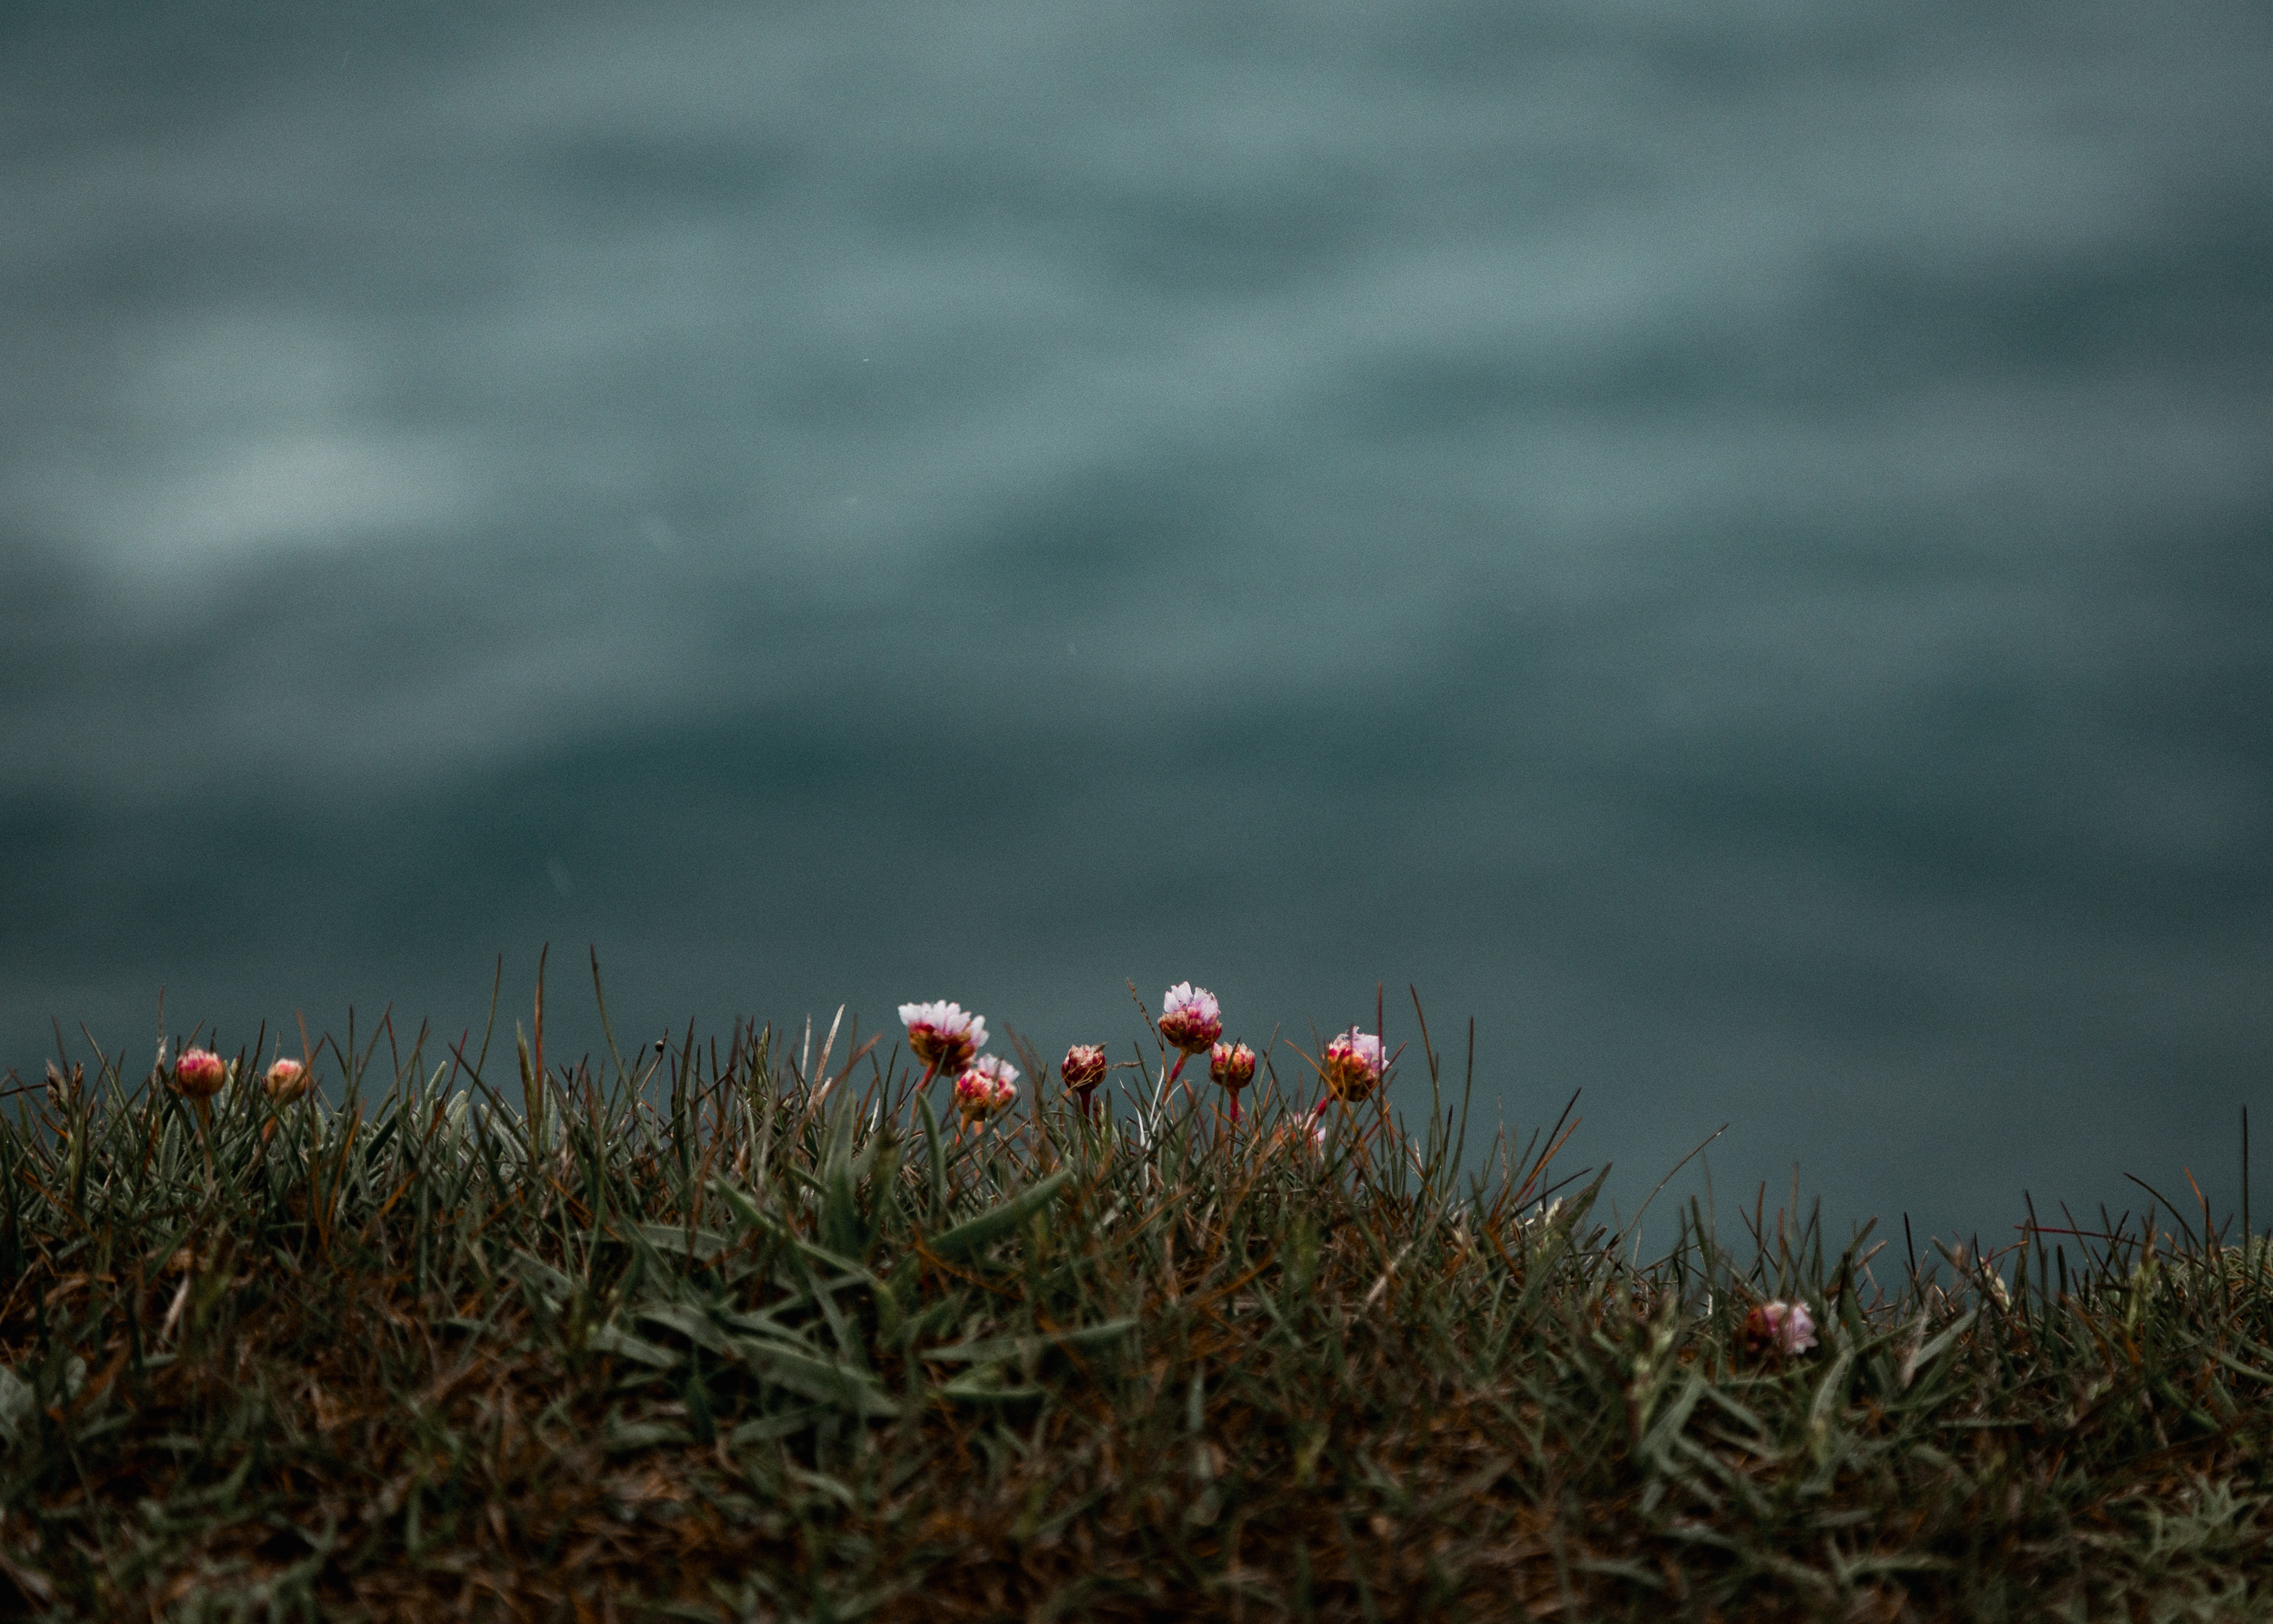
171;1048;228;1100
1060;1043;1108;1101
263;1058;311;1106
1320;1029;1385;1103
1209;1041;1257;1093
899;1001;987;1073
953;1054;1020;1125
1210;1040;1258;1124
1740;1300;1817;1358
1157;982;1223;1055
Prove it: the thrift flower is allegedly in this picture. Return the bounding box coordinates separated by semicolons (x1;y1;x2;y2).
1060;1044;1108;1110
171;1048;228;1100
954;1054;1020;1126
899;1001;987;1073
264;1058;312;1107
1320;1029;1385;1103
1157;983;1222;1055
1210;1040;1257;1121
1208;1041;1257;1093
1740;1300;1817;1358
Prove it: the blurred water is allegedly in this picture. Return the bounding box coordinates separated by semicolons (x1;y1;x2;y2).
4;0;2270;1243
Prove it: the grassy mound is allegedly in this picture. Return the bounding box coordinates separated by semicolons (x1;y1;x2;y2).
2;978;2270;1620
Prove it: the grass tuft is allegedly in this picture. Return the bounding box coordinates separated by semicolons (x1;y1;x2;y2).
1;984;2269;1620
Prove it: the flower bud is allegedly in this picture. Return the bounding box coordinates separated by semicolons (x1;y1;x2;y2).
953;1054;1020;1125
171;1048;228;1100
1208;1041;1257;1093
1060;1043;1107;1098
264;1057;312;1107
1157;982;1222;1055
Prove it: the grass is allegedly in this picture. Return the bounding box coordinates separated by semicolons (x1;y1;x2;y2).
2;964;2270;1621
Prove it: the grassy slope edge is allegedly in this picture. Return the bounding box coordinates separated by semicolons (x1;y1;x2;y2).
1;988;2269;1622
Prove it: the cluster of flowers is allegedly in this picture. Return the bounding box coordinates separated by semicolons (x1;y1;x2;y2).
896;1002;1019;1128
902;981;1390;1135
165;1047;315;1108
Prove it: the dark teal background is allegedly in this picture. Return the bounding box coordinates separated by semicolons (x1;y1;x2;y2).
3;0;2269;1245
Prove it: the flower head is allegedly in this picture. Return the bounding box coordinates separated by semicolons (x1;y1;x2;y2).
1208;1041;1257;1093
1060;1043;1107;1098
264;1057;312;1107
1157;982;1222;1055
171;1048;228;1100
953;1054;1020;1126
1320;1028;1385;1103
1740;1300;1817;1358
899;1001;986;1072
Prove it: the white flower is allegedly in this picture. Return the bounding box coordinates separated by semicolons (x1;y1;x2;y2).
1157;982;1223;1054
899;1001;986;1070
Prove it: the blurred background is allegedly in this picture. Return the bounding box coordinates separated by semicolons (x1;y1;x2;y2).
3;0;2268;1247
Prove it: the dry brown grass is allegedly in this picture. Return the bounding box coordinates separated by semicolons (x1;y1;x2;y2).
4;978;2270;1619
